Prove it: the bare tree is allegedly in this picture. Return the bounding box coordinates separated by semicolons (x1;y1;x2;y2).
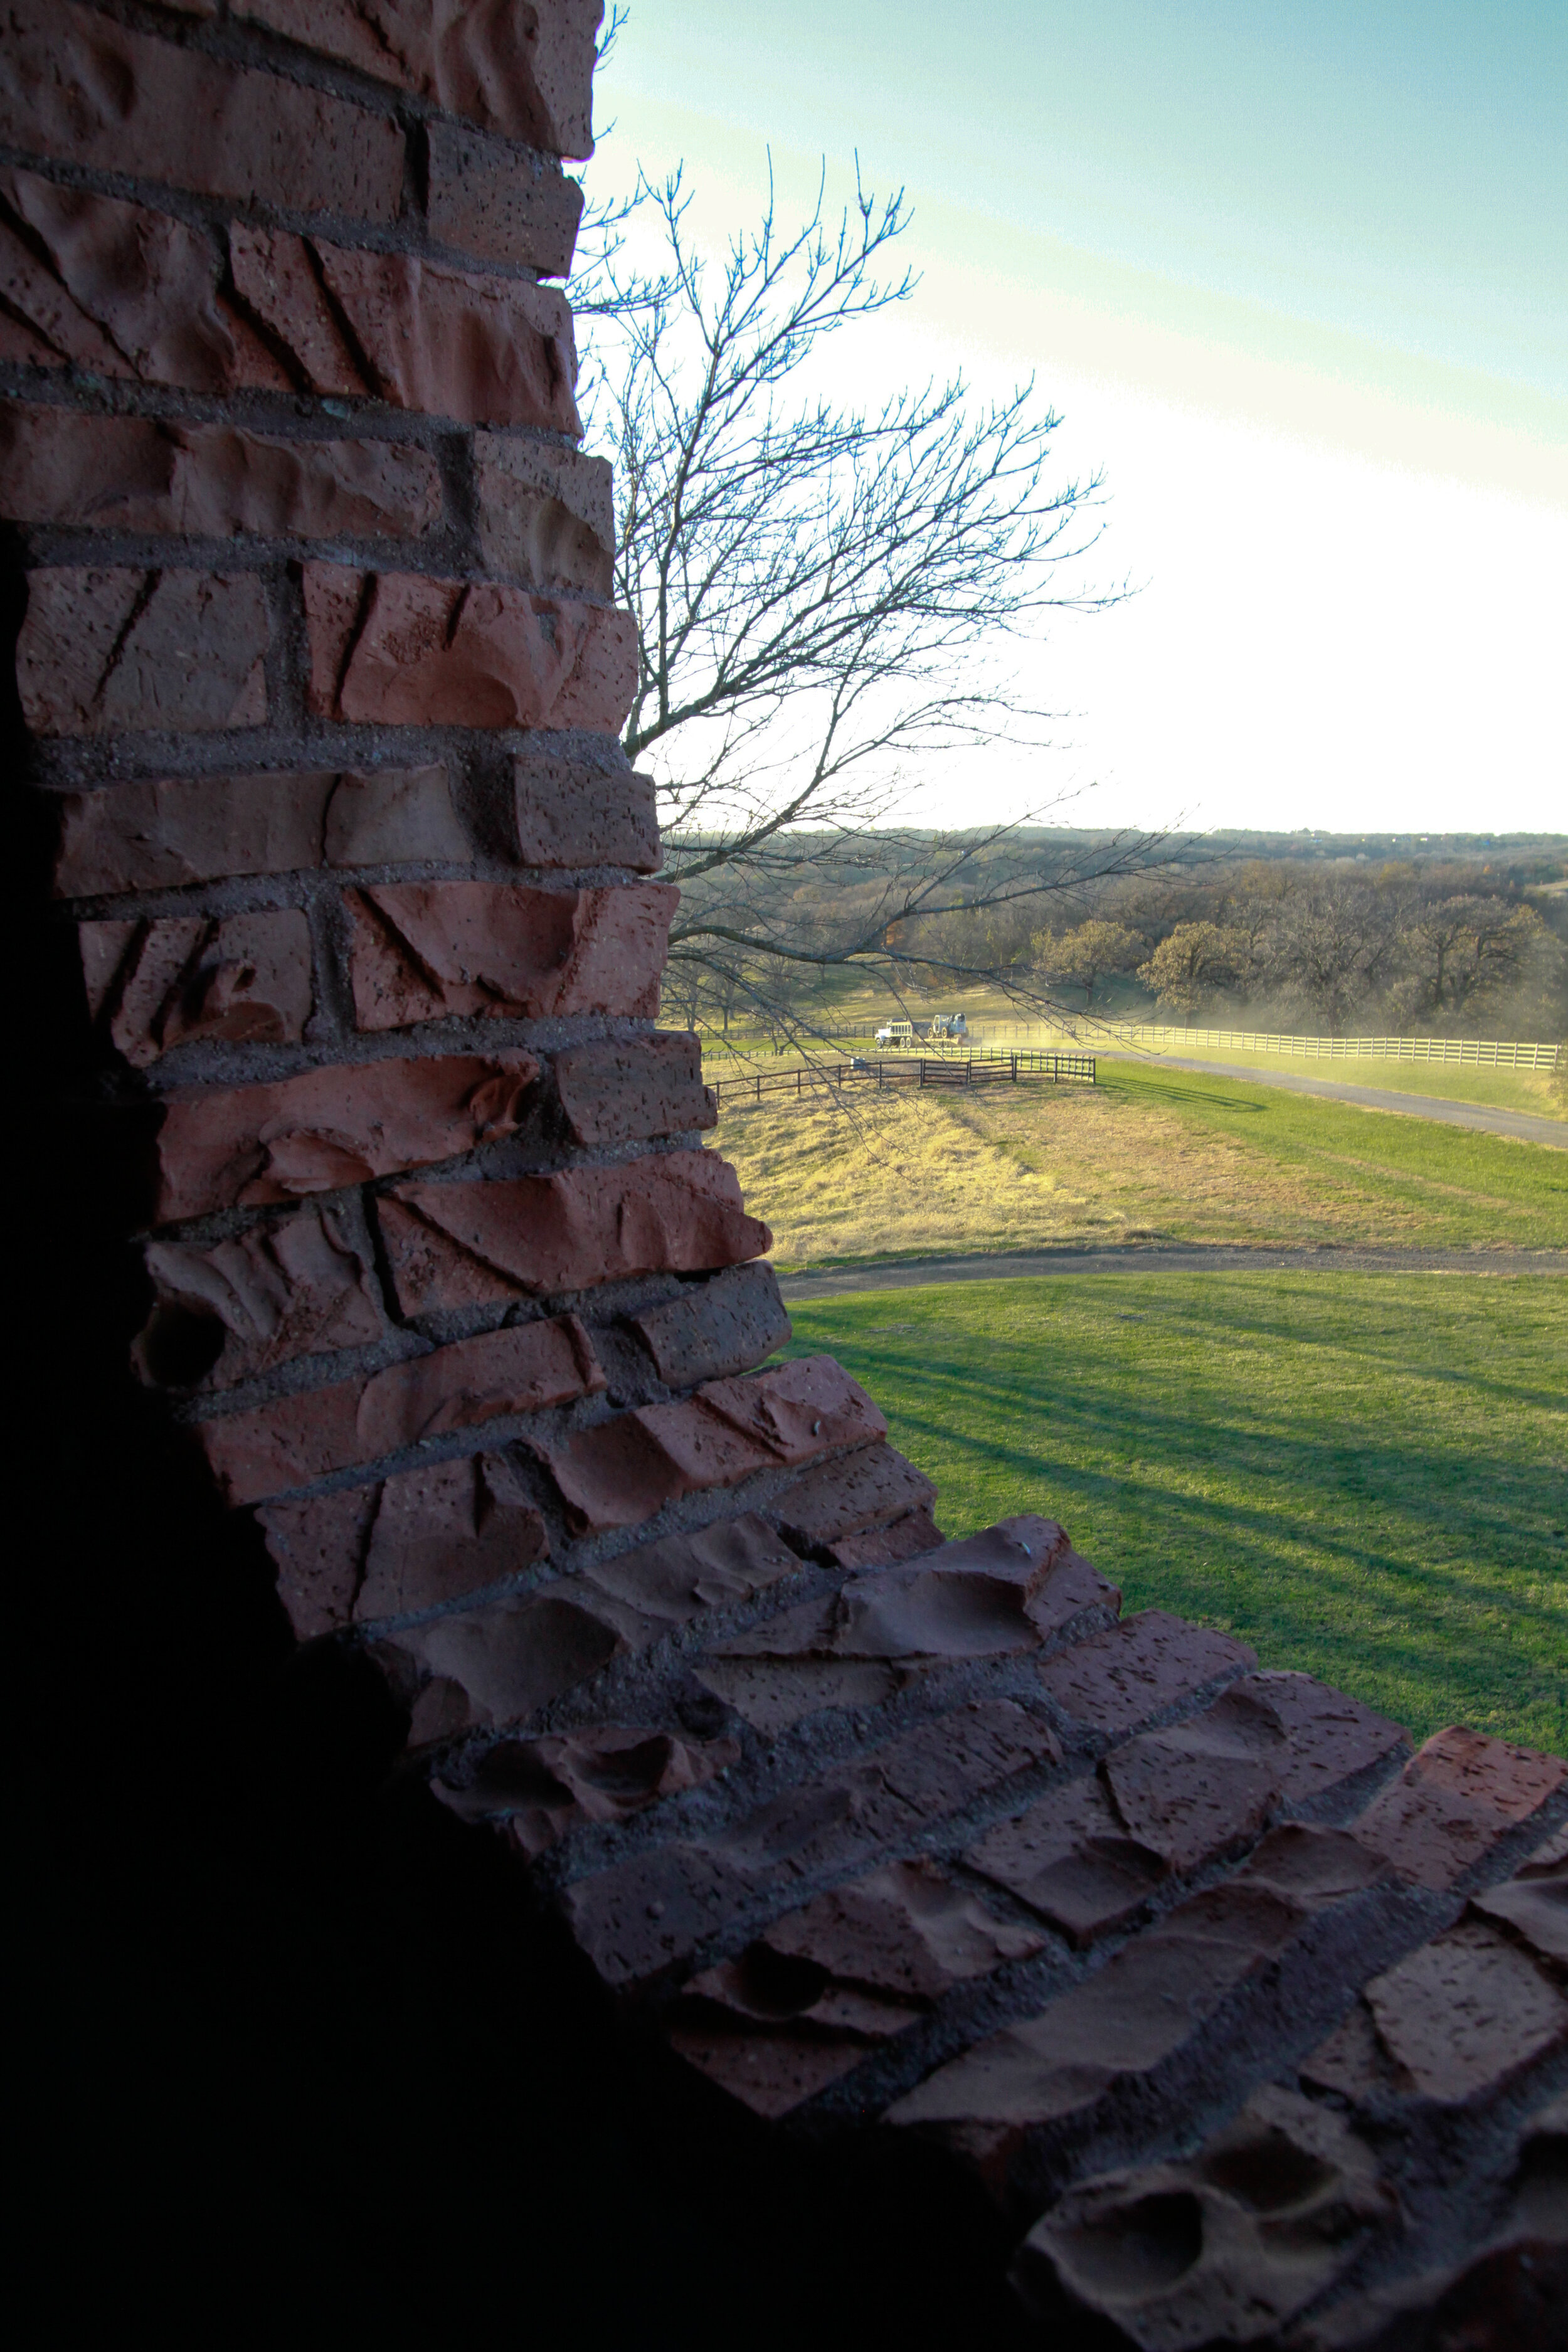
1387;894;1547;1026
571;162;1153;1043
1259;882;1399;1033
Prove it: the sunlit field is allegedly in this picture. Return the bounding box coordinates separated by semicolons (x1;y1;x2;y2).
718;1057;1567;1268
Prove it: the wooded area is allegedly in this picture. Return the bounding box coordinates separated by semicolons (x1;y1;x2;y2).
664;830;1568;1042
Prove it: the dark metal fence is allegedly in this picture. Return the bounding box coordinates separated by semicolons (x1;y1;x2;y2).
708;1049;1096;1112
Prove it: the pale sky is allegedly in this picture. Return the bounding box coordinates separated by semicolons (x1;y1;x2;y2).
581;1;1567;836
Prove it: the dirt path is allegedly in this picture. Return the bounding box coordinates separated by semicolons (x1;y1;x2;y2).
1099;1051;1567;1146
776;1243;1568;1301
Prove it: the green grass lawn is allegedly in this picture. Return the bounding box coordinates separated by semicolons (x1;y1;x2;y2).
780;1271;1568;1754
1103;1050;1562;1120
1092;1061;1568;1248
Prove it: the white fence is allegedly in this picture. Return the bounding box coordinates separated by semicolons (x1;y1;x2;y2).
977;1022;1559;1071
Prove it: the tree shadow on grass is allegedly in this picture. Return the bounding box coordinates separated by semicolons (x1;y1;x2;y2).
803;1341;1565;1747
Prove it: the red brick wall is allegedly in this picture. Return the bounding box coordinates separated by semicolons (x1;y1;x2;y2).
3;0;937;1729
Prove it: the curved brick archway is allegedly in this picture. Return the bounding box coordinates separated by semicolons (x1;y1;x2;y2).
6;9;1562;2339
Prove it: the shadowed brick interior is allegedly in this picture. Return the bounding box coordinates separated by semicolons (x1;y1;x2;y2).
6;8;1563;2341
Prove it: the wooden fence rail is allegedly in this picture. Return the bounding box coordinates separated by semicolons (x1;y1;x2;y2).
708;1051;1096;1111
978;1022;1560;1070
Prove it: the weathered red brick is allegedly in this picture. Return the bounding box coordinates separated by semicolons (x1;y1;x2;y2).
0;403;442;541
975;1839;1396;2100
134;1206;383;1391
566;1701;1058;1988
691;1649;903;1737
426;122;583;273
4;403;184;524
1303;2237;1568;2352
665;2015;899;2122
705;1519;1110;1729
346;879;675;1029
0;287;63;368
473;435;612;590
541;1401;774;1535
766;1697;1056;1862
355;1449;549;1622
18;568;269;736
382;1584;629;1744
770;1444;938;1550
332;241;578;426
541;1357;885;1535
1035;1608;1256;1742
303;563;634;730
52;766;465;898
698;1355;887;1466
258;1448;548;1638
1303;1920;1566;2107
378;1150;770;1312
80;909;312;1066
55;773;314;896
0;172;288;391
672;1859;1044;2119
151;1051;539;1222
1102;1683;1289;1874
768;1859;1044;2003
967;1772;1167;1947
231;231;580;428
561;1840;753;1990
201;1315;604;1503
628;1262;792;1389
253;1481;378;1641
1238;1670;1407;1807
234;0;601;153
322;766;474;866
512;758;659;872
226;228;366;400
699;1555;1038;1727
1470;1839;1568;1967
437;1724;739;1857
553;1033;716;1145
827;1508;944;1571
578;1511;798;1631
0;0;403;216
1014;2086;1392;2346
1352;1725;1567;1890
386;1512;801;1745
887;1872;1333;2183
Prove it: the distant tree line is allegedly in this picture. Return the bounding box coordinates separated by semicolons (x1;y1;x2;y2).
894;855;1567;1037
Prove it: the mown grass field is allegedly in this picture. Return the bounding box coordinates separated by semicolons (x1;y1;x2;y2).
718;1057;1567;1267
779;1273;1568;1754
1102;1052;1562;1118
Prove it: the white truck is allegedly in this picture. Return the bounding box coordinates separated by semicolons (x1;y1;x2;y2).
872;1014;968;1046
